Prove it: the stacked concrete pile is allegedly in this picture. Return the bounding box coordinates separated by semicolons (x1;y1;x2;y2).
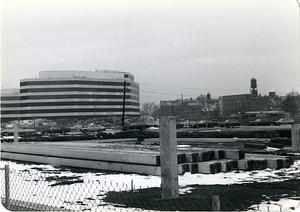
1;143;293;176
178;149;293;175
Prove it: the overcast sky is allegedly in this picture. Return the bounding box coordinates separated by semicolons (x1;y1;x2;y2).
1;0;300;103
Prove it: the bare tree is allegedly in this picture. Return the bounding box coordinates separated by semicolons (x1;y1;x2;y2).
141;102;159;118
281;91;300;117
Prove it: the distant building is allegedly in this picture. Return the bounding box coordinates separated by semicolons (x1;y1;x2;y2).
218;94;271;117
218;78;282;118
1;70;140;121
160;93;218;121
268;91;284;111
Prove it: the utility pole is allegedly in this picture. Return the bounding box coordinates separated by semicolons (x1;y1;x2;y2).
181;94;184;120
122;80;126;127
33;118;36;133
93;88;96;118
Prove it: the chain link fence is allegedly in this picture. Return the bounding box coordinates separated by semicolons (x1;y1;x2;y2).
1;164;299;211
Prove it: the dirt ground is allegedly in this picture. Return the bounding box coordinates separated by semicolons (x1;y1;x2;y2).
104;179;300;211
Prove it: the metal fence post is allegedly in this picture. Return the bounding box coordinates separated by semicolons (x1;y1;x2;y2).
212;195;220;211
159;116;179;199
5;164;10;208
131;179;134;192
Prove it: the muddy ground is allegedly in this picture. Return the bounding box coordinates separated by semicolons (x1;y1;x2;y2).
104;179;300;211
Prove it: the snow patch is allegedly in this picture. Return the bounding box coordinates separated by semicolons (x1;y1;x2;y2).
1;160;300;211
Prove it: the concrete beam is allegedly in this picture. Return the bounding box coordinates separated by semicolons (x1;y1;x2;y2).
245;154;293;167
189;163;199;174
237;159;253;170
214;150;225;160
198;161;221;174
1;143;160;166
224;150;244;160
1;152;161;176
185;153;200;163
238;159;267;170
199;151;215;161
252;159;268;170
220;160;238;172
178;164;189;175
266;158;291;169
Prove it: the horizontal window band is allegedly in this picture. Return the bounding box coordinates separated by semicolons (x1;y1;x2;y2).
1;97;20;101
3;91;139;99
19;95;133;100
2;105;139;111
1;108;140;114
1;98;139;104
1;101;139;107
19;91;139;97
1;113;140;120
20;87;136;93
20;85;139;93
20;80;131;86
1;111;140;117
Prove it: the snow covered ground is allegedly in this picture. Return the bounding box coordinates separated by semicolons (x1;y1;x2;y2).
0;160;300;211
249;199;300;212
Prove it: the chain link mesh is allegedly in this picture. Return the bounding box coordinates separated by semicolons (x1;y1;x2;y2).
0;166;298;211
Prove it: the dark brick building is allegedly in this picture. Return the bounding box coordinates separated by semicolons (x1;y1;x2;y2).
218;94;271;117
160;94;218;121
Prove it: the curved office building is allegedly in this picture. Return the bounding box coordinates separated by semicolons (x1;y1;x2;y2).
1;70;140;121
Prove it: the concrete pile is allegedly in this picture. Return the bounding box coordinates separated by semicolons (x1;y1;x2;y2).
178;150;293;175
1;142;293;176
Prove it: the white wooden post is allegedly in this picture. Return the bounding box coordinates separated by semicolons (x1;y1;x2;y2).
292;124;300;152
13;124;19;143
159;116;179;199
5;165;10;208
